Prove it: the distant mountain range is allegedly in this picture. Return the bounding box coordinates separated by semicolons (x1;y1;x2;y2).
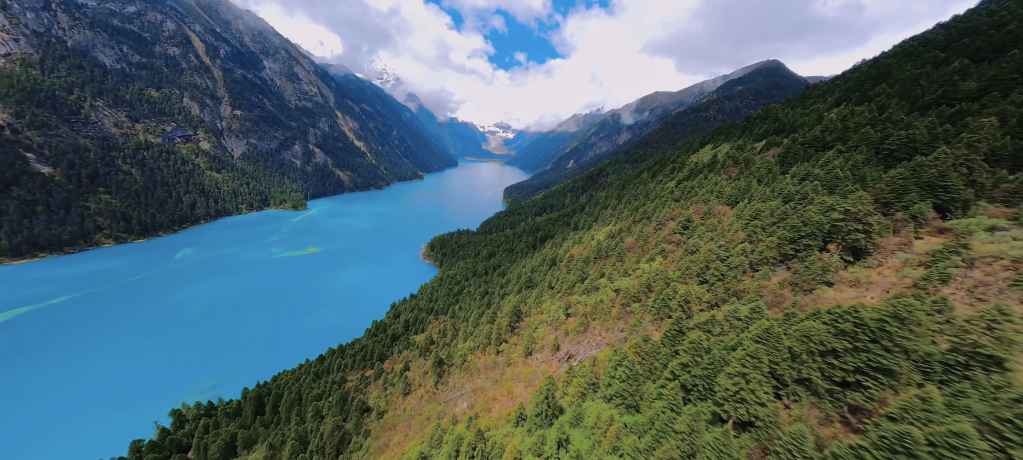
403;98;525;160
510;59;791;174
503;60;818;204
347;58;510;160
400;94;496;160
504;109;608;173
354;56;835;174
0;0;833;264
342;55;826;204
106;2;1023;460
351;57;546;160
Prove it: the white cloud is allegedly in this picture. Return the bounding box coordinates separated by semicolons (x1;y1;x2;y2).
441;0;551;24
231;0;978;129
785;0;977;76
643;0;977;76
238;2;344;57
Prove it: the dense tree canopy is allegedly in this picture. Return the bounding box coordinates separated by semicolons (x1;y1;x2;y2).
109;0;1023;459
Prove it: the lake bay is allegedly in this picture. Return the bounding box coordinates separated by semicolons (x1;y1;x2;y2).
0;161;528;460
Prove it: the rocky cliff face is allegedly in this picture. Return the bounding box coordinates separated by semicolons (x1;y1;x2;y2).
1;0;452;173
0;0;454;260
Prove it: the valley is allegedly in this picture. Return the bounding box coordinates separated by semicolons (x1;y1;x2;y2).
0;1;1021;460
0;161;526;460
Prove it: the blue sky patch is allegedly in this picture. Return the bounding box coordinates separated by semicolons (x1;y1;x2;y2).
427;0;465;29
424;0;610;71
552;0;611;17
487;12;561;70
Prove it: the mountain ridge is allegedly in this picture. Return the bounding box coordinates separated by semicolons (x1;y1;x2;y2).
109;1;1023;460
506;59;789;175
504;109;609;173
0;0;455;262
504;60;812;204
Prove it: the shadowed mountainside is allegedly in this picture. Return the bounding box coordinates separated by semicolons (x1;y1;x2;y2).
0;0;455;261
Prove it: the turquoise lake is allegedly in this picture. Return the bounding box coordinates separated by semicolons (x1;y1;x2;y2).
0;161;528;460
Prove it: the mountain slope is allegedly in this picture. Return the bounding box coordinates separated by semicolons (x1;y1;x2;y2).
393;92;520;160
348;62;501;160
504;129;544;154
0;0;455;261
116;1;1023;460
406;96;525;160
505;109;608;173
548;61;802;175
504;62;811;204
320;70;458;164
506;60;782;176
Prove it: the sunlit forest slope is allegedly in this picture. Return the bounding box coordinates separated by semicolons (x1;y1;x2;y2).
116;1;1023;459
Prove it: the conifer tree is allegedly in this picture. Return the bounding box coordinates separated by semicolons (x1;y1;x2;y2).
528;376;563;431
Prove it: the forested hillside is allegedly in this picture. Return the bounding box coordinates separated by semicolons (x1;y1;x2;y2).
0;0;455;262
504;62;811;205
115;1;1023;460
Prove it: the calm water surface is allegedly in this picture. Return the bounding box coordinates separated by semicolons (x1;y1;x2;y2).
0;161;527;460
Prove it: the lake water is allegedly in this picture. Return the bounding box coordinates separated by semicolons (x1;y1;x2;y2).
0;161;528;460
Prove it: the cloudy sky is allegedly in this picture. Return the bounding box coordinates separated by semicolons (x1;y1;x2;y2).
232;0;977;129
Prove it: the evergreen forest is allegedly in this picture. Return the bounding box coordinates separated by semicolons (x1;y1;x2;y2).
53;0;1023;459
0;0;455;262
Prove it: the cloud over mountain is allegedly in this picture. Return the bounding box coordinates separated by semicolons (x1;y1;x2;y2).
232;0;975;128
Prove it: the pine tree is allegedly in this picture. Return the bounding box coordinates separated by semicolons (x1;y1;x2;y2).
713;344;777;429
770;425;818;460
602;347;644;413
828;191;890;260
528;376;563;431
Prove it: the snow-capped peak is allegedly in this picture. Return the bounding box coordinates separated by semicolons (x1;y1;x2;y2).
476;121;520;139
367;57;404;93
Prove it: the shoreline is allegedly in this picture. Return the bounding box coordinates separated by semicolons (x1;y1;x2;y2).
1;157;521;460
419;244;438;267
0;206;303;267
461;157;507;163
0;168;462;267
